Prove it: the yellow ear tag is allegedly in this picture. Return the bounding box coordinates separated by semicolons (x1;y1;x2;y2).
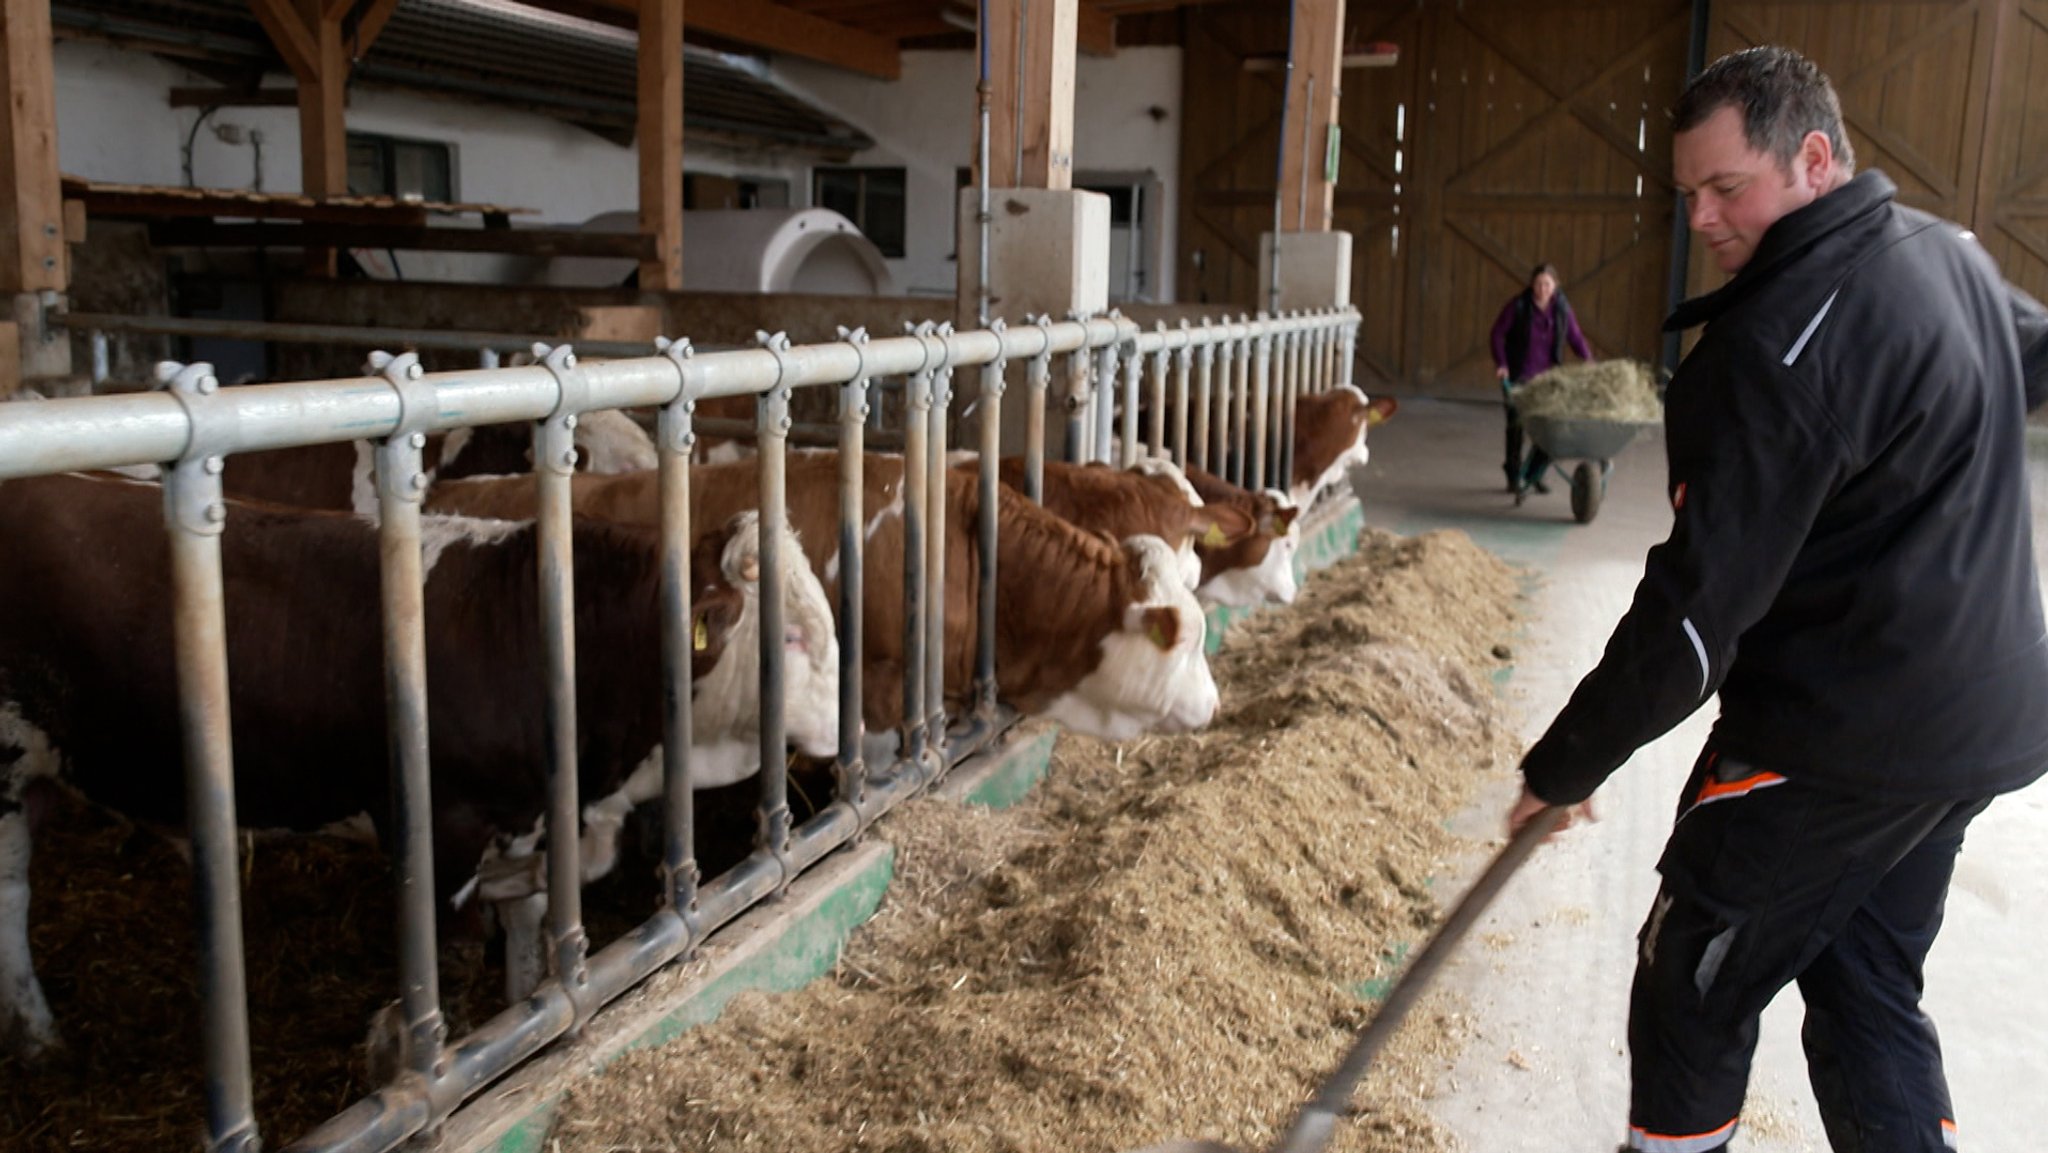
1146;622;1169;648
1201;523;1229;547
693;619;709;651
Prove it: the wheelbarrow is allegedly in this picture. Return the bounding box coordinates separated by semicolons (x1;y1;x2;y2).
1514;412;1659;525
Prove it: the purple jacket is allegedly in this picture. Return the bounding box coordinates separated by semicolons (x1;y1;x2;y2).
1492;291;1593;379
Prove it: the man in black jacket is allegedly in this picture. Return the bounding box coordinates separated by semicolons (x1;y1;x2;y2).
1506;46;2048;1153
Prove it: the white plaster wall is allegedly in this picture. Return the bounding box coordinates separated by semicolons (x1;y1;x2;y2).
53;38;1182;297
775;47;1182;302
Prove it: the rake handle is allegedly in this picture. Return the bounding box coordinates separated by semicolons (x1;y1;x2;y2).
1270;805;1567;1153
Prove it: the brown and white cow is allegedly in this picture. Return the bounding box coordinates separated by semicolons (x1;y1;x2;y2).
1183;466;1303;608
428;450;1220;743
0;473;831;1056
212;409;659;516
981;456;1254;593
1289;385;1396;508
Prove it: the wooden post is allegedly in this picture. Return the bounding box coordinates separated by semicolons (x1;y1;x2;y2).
1;0;65;294
984;0;1077;190
1278;0;1345;232
250;0;398;276
637;0;684;291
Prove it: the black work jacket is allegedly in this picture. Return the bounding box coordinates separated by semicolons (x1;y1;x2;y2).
1523;171;2048;805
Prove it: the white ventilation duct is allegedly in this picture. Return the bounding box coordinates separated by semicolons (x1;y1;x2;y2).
545;208;896;295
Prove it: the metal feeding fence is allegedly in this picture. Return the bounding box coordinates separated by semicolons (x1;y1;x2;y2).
0;304;1358;1153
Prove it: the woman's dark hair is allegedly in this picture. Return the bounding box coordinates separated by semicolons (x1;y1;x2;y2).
1672;45;1856;177
1529;263;1560;288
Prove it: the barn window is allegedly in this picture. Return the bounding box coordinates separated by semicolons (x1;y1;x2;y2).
812;166;906;258
347;133;454;203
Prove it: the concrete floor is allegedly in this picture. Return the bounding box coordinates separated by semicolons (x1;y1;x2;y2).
1351;399;2048;1153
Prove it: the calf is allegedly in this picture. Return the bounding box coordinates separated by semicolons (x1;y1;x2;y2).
983;457;1253;593
1183;466;1302;608
429;451;1220;742
1289;385;1395;508
216;410;658;515
0;473;830;1057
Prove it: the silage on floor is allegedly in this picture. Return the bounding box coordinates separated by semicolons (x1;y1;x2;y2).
551;529;1523;1153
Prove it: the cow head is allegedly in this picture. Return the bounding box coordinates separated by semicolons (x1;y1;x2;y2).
1195;494;1301;609
1131;457;1212;589
687;511;842;788
1291;385;1377;508
1042;535;1220;740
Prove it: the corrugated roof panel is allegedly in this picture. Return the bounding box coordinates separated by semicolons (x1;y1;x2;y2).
53;0;876;153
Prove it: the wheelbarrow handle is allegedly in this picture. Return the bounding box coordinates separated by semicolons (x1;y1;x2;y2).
1268;806;1569;1153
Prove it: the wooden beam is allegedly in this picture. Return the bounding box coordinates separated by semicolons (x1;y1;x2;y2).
985;0;1077;189
581;0;902;80
637;0;683;290
1;0;66;293
1277;0;1344;232
294;14;349;201
351;0;402;59
1077;1;1115;57
170;85;335;107
147;220;660;260
248;0;318;81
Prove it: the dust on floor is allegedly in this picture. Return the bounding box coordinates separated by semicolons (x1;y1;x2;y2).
551;528;1525;1153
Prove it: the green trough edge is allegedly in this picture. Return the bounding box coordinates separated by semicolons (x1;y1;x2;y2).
457;496;1373;1151
462;844;895;1153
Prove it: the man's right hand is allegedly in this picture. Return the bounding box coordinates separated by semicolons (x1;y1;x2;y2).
1507;783;1596;841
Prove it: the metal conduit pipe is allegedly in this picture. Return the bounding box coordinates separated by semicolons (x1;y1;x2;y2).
1281;321;1302;490
834;328;873;819
753;335;797;892
161;361;262;1153
653;338;702;922
974;325;1007;719
1023;315;1055;503
900;351;934;771
1230;319;1253;486
1249;319;1273;491
1171;324;1193;468
1064;339;1097;466
922;325;954;785
530;345;592;1024
1120;337;1143;467
368;352;449;1091
1147;326;1169;460
1094;341;1119;465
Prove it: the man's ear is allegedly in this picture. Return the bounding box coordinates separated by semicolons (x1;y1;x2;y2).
1796;129;1835;192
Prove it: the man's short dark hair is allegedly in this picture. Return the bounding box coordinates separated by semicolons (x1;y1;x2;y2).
1672;46;1856;178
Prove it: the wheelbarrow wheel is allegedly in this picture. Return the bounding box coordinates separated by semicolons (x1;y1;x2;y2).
1570;461;1603;524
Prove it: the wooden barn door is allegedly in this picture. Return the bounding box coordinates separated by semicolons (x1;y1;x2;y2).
1176;2;1422;393
1971;0;2048;302
1413;0;1692;398
1692;1;2006;299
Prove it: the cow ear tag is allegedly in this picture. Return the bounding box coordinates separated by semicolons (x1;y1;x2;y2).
1201;523;1229;547
694;618;709;651
1146;621;1169;647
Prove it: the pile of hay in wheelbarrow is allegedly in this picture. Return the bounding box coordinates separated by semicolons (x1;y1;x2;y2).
1511;360;1664;523
1512;359;1663;423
